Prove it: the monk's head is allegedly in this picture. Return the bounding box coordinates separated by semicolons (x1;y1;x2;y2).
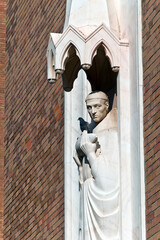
85;91;109;123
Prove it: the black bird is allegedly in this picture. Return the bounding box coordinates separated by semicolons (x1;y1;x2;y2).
78;117;91;133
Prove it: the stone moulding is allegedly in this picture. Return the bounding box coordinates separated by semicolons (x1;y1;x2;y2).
46;24;129;89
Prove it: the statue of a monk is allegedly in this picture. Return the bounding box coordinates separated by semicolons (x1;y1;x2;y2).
74;91;120;240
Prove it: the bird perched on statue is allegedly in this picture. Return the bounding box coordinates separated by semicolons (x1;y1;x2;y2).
78;117;91;133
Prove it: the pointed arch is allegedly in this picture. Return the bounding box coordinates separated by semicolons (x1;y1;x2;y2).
90;40;114;68
61;43;81;91
60;42;81;70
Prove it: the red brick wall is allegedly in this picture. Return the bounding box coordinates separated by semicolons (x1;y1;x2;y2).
4;0;160;239
5;0;66;239
143;0;160;239
0;0;6;239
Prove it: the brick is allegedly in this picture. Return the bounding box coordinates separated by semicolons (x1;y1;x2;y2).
1;0;160;239
0;0;6;239
4;0;65;239
143;0;160;237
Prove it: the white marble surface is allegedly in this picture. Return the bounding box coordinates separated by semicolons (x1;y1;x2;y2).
47;0;146;239
64;71;91;240
65;0;110;29
64;0;120;37
119;0;146;239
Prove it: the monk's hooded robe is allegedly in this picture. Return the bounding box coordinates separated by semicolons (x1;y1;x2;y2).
79;109;120;240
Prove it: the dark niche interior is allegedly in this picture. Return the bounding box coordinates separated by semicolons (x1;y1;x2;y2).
62;45;81;91
84;45;118;110
62;44;118;109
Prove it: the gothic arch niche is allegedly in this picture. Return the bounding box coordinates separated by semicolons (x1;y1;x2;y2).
63;43;120;240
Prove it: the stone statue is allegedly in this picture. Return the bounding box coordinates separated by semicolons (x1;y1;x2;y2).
74;91;120;240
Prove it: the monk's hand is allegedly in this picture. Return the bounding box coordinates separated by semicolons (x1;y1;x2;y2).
80;130;97;156
73;150;82;167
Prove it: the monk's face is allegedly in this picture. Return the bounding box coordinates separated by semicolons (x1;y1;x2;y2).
86;98;109;123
